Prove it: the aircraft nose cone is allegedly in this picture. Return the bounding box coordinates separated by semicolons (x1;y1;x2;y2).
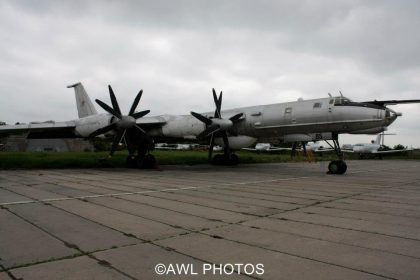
118;115;136;129
385;108;400;125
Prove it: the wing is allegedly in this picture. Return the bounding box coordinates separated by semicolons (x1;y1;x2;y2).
136;115;167;127
362;100;420;107
374;149;411;154
0;121;77;138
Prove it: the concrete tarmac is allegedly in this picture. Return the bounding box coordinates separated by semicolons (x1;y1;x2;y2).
0;160;420;279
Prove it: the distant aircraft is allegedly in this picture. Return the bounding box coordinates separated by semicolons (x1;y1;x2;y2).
1;83;419;174
155;143;193;150
243;143;283;152
243;142;332;153
342;134;411;156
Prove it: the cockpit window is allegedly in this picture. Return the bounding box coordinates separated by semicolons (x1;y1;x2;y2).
334;97;352;105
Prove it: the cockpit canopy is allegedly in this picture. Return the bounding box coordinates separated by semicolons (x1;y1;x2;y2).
333;96;352;105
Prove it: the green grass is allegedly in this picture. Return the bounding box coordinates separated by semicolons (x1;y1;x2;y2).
0;150;419;169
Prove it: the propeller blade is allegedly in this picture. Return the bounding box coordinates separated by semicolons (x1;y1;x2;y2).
197;125;220;139
212;88;222;118
89;122;117;138
131;109;150;119
222;132;231;157
229;113;243;123
208;134;215;160
191;111;212;125
129;90;143;116
133;124;149;139
96;99;122;119
108;85;122;115
109;129;126;156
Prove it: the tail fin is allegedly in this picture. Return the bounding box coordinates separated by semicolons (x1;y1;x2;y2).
67;82;98;118
373;134;382;145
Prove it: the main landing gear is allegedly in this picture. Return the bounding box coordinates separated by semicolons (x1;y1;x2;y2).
126;154;156;169
325;135;347;175
125;140;157;169
211;153;239;166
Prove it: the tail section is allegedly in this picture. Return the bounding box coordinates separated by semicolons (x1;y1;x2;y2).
373;134;382;145
67;82;98;118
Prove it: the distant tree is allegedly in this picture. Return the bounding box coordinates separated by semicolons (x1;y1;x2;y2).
393;144;406;150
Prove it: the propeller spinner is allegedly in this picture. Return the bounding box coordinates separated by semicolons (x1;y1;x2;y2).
191;88;243;160
90;85;150;157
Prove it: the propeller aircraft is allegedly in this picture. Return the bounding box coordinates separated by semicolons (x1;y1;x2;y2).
1;82;419;174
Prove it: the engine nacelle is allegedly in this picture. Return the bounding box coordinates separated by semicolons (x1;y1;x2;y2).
74;114;113;137
161;115;205;138
281;133;333;143
215;135;257;149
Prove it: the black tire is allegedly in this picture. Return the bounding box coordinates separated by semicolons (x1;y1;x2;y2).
126;155;137;168
328;160;339;174
144;154;156;169
211;154;224;165
229;154;239;165
328;160;347;174
137;154;156;169
337;160;347;174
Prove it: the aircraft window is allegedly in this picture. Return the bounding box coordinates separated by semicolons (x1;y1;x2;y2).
285;107;292;114
329;99;334;104
334;97;352;105
313;102;322;108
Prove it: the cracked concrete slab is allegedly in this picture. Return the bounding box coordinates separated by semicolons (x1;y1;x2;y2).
86;196;226;231
271;211;420;240
157;233;384;280
0;209;77;269
93;243;250;280
7;203;137;252
0;160;419;279
203;224;420;279
51;199;187;241
243;217;420;258
121;193;253;223
11;255;131;280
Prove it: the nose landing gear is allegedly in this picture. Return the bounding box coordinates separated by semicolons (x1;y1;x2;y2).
328;159;347;174
326;134;347;175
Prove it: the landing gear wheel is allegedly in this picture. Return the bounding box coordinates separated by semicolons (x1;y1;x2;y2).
211;154;224;165
229;154;239;165
136;154;156;169
126;155;137;168
328;160;347;175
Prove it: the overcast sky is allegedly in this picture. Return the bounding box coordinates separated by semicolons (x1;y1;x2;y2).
1;0;419;147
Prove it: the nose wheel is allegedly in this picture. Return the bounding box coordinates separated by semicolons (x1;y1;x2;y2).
328;160;347;174
326;134;347;175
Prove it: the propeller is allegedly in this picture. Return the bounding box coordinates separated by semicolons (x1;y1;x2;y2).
190;88;243;160
90;85;150;156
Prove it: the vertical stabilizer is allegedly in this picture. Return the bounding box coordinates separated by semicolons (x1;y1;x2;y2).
373;134;382;145
67;82;98;118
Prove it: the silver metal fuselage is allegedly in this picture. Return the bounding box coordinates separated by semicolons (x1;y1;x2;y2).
156;96;397;142
72;96;398;147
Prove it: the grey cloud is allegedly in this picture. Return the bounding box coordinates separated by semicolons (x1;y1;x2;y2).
0;0;419;147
